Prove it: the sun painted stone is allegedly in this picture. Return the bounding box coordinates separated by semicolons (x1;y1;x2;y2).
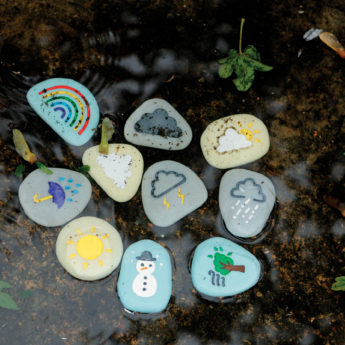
200;114;270;169
56;216;123;281
18;168;91;227
117;239;172;313
219;169;276;238
124;98;192;150
27;78;99;146
191;237;261;298
82;144;144;202
141;160;208;227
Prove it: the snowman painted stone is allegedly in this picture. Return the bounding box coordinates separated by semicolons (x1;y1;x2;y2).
200;114;270;169
191;237;261;298
124;98;192;150
18;168;91;227
219;169;276;238
117;239;172;313
141;160;208;227
27;78;99;146
82;144;144;202
56;216;123;281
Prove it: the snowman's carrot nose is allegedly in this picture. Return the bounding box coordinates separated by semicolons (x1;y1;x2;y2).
33;193;53;203
140;267;148;270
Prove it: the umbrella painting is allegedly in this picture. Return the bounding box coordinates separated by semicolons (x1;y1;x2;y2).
33;182;66;209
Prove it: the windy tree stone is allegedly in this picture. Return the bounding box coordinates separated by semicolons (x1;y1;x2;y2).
124;98;192;150
18;168;91;227
191;237;261;298
200;114;270;169
141;160;208;227
56;217;123;281
117;239;172;314
82;144;144;202
219;169;276;238
27;78;99;146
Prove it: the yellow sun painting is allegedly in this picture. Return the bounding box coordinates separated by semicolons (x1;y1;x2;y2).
237;121;261;143
56;216;123;281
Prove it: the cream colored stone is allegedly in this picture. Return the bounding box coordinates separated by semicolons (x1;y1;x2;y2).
200;114;270;169
82;144;143;202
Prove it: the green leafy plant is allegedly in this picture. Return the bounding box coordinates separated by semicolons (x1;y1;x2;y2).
0;281;19;310
331;276;345;291
218;18;273;91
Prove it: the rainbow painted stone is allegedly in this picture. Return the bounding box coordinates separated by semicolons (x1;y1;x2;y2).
27;78;99;146
191;237;261;298
200;114;270;169
18;168;91;227
117;239;172;313
56;216;123;281
124;98;192;150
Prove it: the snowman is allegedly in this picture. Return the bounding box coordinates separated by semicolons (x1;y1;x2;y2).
132;251;157;298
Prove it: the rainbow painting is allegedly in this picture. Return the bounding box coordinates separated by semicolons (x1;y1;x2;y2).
27;78;99;146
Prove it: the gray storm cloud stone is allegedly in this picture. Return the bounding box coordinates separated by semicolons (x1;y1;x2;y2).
124;98;192;150
219;169;276;238
142;160;208;227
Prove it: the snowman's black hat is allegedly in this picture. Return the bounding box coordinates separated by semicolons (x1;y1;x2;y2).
136;251;156;261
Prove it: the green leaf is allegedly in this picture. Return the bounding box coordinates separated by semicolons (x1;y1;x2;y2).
0;281;12;290
243;55;273;72
0;281;19;310
14;164;26;177
244;45;261;61
218;57;229;64
0;292;19;310
77;165;90;174
218;62;234;79
99;117;114;155
213;252;234;276
331;276;345;291
12;129;37;164
18;290;33;298
228;49;238;60
36;162;53;175
233;56;255;91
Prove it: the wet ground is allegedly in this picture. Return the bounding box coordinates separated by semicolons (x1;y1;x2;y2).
0;0;345;344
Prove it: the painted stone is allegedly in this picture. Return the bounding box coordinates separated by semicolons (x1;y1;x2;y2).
82;144;144;202
18;168;91;227
117;239;172;313
141;160;208;227
200;114;270;169
56;216;123;281
219;169;276;238
124;98;192;150
27;78;99;146
191;237;261;298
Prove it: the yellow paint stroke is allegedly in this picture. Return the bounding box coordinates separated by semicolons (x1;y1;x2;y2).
163;196;170;210
91;226;95;233
42;91;84;131
106;249;113;253
83;262;88;270
67;240;74;245
98;260;104;266
253;130;260;134
254;138;261;143
33;193;53;203
178;188;185;204
76;229;82;235
69;253;76;259
248;122;253;128
237;121;242;127
102;234;109;240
